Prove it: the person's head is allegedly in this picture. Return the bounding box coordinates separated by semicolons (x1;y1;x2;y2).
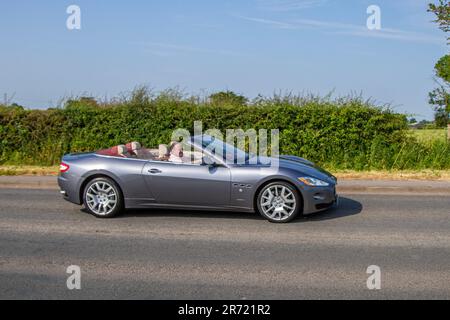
169;142;183;158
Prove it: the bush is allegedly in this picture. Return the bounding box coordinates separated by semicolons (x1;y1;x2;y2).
1;91;448;170
209;91;248;106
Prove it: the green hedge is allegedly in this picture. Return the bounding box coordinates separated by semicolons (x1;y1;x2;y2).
1;97;449;170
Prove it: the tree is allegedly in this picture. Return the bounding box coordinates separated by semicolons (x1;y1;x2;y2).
209;91;248;106
435;109;449;127
428;1;450;128
429;55;450;127
428;0;450;43
65;96;98;108
434;54;450;82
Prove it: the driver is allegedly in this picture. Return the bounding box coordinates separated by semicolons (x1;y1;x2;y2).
168;142;184;163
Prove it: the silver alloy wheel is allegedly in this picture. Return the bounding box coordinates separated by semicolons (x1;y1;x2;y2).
260;184;296;221
85;181;117;216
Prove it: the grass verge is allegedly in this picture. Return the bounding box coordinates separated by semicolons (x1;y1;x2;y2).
334;170;450;181
0;166;59;176
1;166;450;181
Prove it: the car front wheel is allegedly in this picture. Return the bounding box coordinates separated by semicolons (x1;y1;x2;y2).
256;182;301;223
83;177;123;218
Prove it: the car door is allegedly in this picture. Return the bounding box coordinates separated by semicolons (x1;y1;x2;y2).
142;161;231;207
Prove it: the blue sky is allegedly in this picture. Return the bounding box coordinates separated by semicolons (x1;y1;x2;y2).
0;0;447;119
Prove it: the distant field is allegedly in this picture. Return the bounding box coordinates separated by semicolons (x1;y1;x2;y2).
409;129;448;144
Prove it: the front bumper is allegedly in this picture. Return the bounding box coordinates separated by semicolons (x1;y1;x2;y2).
302;184;338;215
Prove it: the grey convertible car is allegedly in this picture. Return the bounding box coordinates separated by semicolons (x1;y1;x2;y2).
58;135;338;223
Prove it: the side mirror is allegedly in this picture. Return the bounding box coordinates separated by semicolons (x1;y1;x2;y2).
202;155;221;167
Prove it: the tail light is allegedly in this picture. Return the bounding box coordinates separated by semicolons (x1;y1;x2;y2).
60;162;70;173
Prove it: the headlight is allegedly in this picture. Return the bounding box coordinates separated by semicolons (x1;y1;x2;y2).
298;177;330;187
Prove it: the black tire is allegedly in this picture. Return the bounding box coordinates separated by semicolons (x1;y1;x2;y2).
256;181;301;223
83;177;124;218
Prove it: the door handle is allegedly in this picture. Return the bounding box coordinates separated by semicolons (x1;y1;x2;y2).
148;168;162;174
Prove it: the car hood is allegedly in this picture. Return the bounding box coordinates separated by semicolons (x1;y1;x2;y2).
279;155;336;184
247;155;336;185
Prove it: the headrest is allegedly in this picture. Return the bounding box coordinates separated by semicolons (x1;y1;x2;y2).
159;144;169;158
126;141;141;155
97;145;130;157
117;145;128;157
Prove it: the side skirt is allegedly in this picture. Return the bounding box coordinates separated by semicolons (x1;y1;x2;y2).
125;198;254;213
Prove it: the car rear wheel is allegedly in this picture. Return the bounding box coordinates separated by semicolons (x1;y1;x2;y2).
83;177;123;218
256;182;301;223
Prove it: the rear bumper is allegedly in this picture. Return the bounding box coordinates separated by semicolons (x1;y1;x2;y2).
302;184;338;215
58;175;82;205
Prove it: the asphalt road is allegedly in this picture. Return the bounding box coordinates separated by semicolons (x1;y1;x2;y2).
0;188;449;300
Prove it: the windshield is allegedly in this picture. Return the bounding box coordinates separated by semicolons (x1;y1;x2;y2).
192;135;249;164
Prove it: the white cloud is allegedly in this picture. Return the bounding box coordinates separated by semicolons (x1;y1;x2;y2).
236;15;445;45
135;42;246;57
256;0;328;11
234;15;298;29
334;27;444;45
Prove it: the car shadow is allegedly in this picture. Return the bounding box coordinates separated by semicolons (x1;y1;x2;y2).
298;197;363;222
117;196;362;222
121;208;262;221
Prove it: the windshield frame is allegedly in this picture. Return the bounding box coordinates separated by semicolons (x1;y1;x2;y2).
189;135;250;167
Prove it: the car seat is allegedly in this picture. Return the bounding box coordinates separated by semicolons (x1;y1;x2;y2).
117;145;130;157
126;141;142;156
